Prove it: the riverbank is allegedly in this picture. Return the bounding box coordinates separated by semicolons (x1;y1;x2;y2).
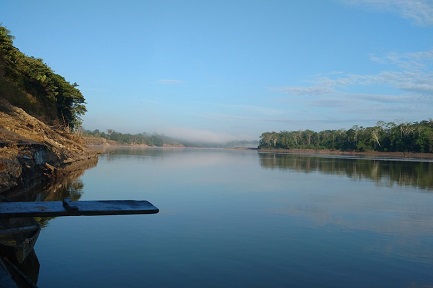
0;99;98;197
258;148;433;161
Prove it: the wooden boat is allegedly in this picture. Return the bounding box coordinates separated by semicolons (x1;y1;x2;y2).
0;198;159;218
0;217;41;264
0;198;157;263
0;197;157;287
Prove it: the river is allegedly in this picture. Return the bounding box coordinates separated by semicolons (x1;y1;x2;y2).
33;147;433;287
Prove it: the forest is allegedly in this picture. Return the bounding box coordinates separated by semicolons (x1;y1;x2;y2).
83;129;168;147
259;120;433;153
0;24;86;131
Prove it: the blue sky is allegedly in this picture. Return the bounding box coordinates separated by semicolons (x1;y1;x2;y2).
1;0;433;142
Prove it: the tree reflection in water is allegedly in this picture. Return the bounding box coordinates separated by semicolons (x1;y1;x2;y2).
3;159;97;228
0;160;96;286
259;152;433;191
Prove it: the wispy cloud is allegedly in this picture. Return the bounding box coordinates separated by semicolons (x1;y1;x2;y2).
341;0;433;26
311;93;428;113
265;118;372;127
355;93;428;103
275;48;433;125
158;79;183;85
280;48;433;97
316;71;433;94
370;50;433;71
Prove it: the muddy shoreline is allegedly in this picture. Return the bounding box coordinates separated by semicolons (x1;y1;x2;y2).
0;99;98;197
0;142;98;199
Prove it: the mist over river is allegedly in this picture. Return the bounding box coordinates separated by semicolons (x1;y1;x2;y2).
34;148;433;287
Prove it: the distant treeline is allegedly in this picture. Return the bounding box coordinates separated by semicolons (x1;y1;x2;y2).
83;129;173;147
83;129;259;148
259;120;433;153
0;24;86;130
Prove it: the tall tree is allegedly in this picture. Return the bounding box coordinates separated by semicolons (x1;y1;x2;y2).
0;24;87;131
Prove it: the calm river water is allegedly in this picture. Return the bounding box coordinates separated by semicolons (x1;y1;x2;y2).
34;148;433;287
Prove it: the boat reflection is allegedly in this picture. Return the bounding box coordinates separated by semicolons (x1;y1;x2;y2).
0;158;97;286
2;249;39;288
0;218;40;264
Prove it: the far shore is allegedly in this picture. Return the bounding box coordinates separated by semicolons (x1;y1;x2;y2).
85;142;433;161
257;148;433;161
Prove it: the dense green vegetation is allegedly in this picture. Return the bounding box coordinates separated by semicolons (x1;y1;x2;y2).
259;120;433;153
83;129;170;147
0;24;86;130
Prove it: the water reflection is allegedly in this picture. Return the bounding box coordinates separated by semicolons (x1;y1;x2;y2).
259;152;433;190
2;158;97;232
2;250;40;287
258;152;433;265
4;158;97;202
92;146;171;161
30;148;433;287
1;159;97;286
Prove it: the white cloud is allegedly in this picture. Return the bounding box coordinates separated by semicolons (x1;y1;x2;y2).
371;50;433;71
355;93;428;103
282;48;433;96
273;48;433;126
311;93;427;112
315;71;433;94
341;0;433;26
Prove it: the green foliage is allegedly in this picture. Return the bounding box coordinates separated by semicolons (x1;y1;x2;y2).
0;24;86;131
84;129;169;147
259;120;433;153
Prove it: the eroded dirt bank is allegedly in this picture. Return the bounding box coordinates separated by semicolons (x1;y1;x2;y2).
0;99;98;197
